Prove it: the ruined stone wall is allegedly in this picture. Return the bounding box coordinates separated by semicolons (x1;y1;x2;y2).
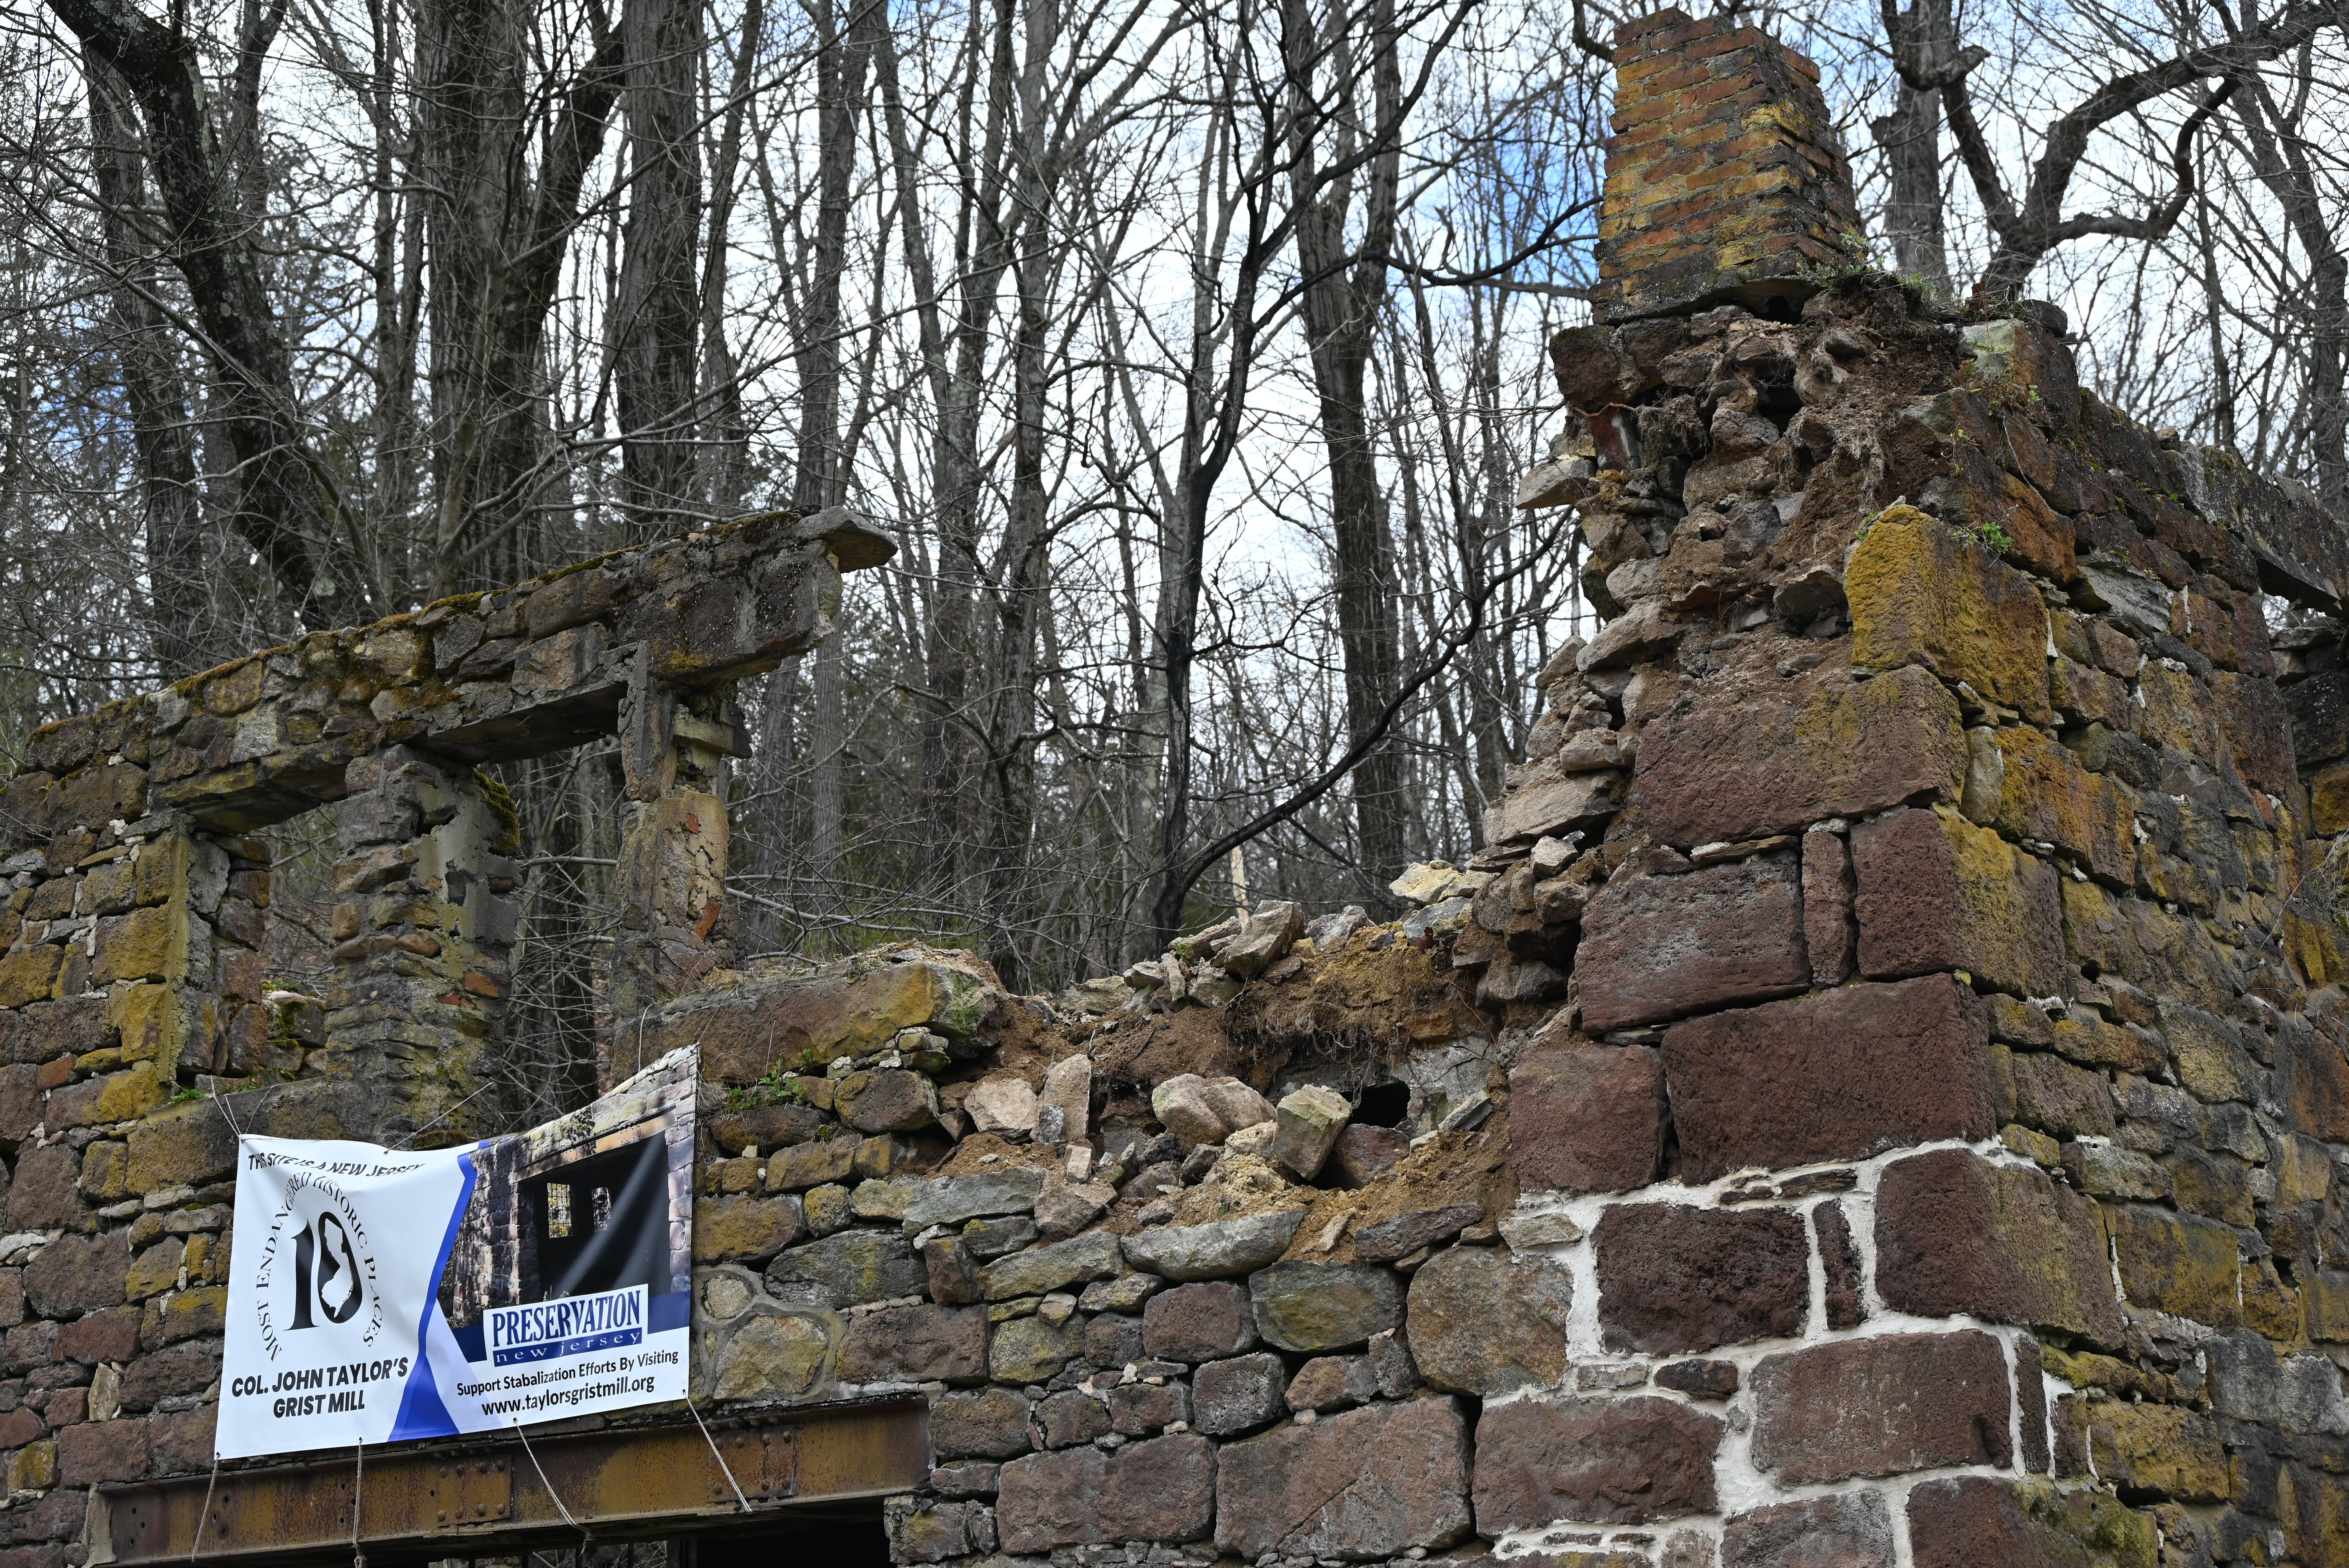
0;510;884;1563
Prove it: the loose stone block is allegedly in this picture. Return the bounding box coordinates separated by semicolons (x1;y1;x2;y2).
1593;1204;1808;1354
1038;1055;1093;1146
1749;1331;2011;1483
1472;1395;1722;1530
1142;1281;1258;1362
1271;1085;1351;1179
902;1168;1048;1234
1661;975;1995;1181
1872;1149;2122;1347
1215;1395;1472;1559
978;1231;1121;1300
1851;806;2064;998
1577;856;1809;1030
1353;1204;1482;1263
834;1068;937;1133
1405;1244;1570;1395
1124;1209;1306;1280
1508;1044;1666;1194
1249;1261;1402;1352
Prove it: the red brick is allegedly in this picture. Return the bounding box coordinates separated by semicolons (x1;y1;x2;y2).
1873;1150;2122;1347
1576;857;1809;1031
1750;1332;2011;1484
1508;1045;1665;1194
1593;1205;1807;1354
1472;1397;1721;1529
1660;975;1996;1182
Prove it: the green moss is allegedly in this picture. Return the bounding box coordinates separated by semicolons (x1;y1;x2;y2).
471;771;524;853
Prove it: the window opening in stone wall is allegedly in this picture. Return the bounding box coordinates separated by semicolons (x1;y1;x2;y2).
522;1129;672;1301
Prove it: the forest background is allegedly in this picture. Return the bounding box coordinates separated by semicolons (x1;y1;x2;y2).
0;0;2343;1124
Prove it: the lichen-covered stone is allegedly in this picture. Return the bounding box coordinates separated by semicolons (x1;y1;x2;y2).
1848;509;2053;723
1249;1261;1402;1352
1405;1245;1570;1394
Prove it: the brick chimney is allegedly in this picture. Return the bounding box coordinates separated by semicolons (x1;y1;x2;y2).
1593;7;1863;324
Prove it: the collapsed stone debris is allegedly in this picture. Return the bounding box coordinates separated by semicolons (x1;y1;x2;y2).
0;7;2343;1568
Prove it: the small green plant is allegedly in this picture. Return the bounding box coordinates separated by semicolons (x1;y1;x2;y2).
1949;515;2015;556
726;1060;811;1111
166;1085;205;1107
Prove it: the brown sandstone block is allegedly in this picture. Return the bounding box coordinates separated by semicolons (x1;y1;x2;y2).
23;1234;127;1317
7;1146;82;1233
1215;1397;1471;1559
1906;1477;2107;1568
2007;1053;2114;1140
2077;1400;2227;1503
1873;1149;2121;1347
1576;857;1809;1031
929;1387;1032;1459
1660;975;1995;1181
836;1304;986;1385
1472;1395;1720;1529
1847;508;2052;723
998;1432;1215;1550
1815;1202;1864;1330
117;1338;219;1411
1635;665;1965;848
1142;1281;1257;1363
56;1306;138;1365
1722;1492;1893;1568
1749;1331;2011;1483
1405;1245;1571;1395
1800;828;1853;985
2105;1203;2241;1327
57;1418;148;1486
691;1195;804;1264
1507;1044;1665;1194
1851;807;2063;998
1592;1205;1806;1354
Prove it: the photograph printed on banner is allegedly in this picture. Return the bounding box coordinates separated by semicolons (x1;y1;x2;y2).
216;1047;698;1460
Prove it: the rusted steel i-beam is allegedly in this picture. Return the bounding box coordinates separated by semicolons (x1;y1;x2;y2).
90;1401;929;1567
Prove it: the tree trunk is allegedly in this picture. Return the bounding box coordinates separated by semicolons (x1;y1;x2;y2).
1285;0;1408;908
1871;0;1953;293
83;48;215;680
614;0;705;542
49;0;338;627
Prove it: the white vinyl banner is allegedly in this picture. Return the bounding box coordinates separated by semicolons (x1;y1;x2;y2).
217;1128;691;1459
